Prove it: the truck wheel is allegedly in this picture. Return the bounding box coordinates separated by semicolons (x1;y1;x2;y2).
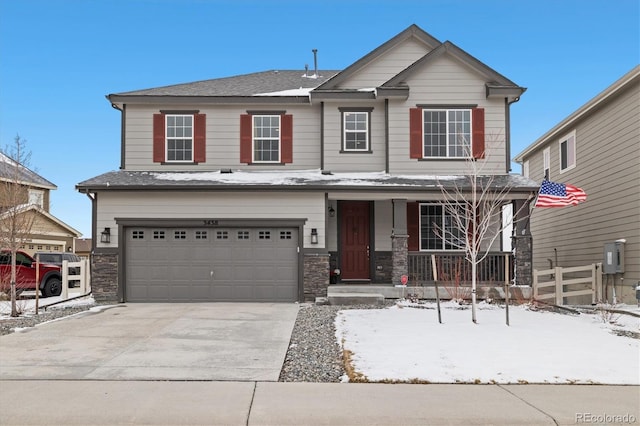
43;277;62;297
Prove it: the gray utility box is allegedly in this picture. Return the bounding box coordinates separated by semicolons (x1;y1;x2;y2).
603;242;625;274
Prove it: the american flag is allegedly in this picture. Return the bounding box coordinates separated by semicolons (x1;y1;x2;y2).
535;180;587;208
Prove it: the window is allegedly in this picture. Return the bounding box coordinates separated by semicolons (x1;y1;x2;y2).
280;231;292;240
543;147;550;179
258;231;271;240
153;112;205;163
28;189;44;207
341;109;372;152
166;114;193;162
419;204;464;250
195;231;208;240
132;230;144;240
253;115;280;162
423;109;470;158
153;231;165;240
174;230;187;240
216;231;228;240
240;113;292;164
559;130;576;173
237;231;250;240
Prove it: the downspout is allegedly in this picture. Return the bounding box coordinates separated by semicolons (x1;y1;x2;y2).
505;96;521;173
108;99;126;170
385;98;389;174
320;101;325;171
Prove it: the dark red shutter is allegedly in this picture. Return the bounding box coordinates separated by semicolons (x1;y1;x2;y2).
409;108;423;159
472;108;485;159
153;113;165;163
240;114;252;164
407;202;420;251
281;114;293;164
194;113;206;163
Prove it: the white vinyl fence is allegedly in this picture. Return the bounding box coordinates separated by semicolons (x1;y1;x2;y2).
60;258;91;299
533;263;602;305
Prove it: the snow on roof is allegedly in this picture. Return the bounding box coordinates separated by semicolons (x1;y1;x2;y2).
150;169;457;186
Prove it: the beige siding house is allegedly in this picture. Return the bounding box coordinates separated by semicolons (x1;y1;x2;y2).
0;153;81;254
514;66;640;304
78;25;538;303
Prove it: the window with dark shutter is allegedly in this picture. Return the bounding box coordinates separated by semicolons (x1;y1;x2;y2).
240;113;293;164
152;112;206;163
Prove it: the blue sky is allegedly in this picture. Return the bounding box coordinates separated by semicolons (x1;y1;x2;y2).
0;0;638;238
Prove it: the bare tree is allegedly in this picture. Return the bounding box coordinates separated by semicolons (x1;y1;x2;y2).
0;135;37;317
435;135;531;324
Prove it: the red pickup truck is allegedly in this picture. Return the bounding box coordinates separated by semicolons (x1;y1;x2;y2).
0;250;63;297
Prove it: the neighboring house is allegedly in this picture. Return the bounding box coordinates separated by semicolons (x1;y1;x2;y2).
0;153;82;255
74;238;92;259
77;24;538;304
514;66;639;304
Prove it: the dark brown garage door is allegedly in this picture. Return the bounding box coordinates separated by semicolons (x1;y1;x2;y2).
125;227;298;302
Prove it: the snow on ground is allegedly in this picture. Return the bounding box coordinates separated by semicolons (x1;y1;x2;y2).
0;293;95;318
335;301;640;385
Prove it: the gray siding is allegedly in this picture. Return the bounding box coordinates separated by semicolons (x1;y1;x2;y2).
524;76;639;303
387;54;508;175
124;104;322;171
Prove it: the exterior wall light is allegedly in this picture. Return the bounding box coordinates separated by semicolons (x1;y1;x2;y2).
328;205;335;217
100;227;111;244
311;228;318;244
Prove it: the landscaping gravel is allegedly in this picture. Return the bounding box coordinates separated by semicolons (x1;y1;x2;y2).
0;299;394;383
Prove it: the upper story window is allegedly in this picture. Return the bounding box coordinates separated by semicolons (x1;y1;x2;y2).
543;147;550;179
410;107;485;160
166;114;193;162
559;130;576;173
340;108;373;152
240;112;293;165
424;109;470;158
153;112;205;164
28;189;44;207
253;115;281;163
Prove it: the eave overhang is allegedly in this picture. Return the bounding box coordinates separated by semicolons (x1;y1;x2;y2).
486;84;527;101
107;95;312;106
309;90;377;101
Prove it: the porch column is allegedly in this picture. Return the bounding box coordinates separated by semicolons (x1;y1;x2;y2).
391;199;408;286
512;199;533;287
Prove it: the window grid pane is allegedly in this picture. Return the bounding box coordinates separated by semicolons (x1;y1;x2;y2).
253;115;280;162
166;115;193;162
343;112;368;151
423;109;470;158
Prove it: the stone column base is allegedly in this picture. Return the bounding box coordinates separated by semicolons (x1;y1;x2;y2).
91;250;119;303
303;253;330;301
391;235;408;286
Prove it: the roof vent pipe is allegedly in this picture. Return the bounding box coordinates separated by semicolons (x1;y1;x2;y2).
312;49;318;76
304;64;309;77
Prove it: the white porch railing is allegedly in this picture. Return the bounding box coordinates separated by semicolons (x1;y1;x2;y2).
533;263;602;305
60;258;91;299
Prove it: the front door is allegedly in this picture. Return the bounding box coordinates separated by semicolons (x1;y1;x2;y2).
339;201;370;280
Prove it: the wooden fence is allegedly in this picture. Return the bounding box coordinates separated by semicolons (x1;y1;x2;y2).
60;258;91;299
533;263;602;305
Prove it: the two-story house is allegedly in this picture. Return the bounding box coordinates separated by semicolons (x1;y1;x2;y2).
77;25;538;303
515;66;639;305
0;152;81;254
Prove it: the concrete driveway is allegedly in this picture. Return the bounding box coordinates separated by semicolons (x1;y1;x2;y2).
0;303;299;381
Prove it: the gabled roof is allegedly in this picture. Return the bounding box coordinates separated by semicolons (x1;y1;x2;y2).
382;41;525;96
0;204;81;237
107;70;340;103
514;65;640;162
0;153;56;190
314;24;441;91
77;169;539;195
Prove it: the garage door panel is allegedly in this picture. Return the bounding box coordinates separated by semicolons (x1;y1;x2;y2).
126;227;298;302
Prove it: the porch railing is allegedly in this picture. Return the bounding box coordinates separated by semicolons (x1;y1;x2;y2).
408;252;514;286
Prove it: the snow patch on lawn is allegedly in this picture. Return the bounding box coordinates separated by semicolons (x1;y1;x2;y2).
335;301;639;384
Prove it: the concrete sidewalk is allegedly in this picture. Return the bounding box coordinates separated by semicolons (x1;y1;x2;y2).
1;381;638;425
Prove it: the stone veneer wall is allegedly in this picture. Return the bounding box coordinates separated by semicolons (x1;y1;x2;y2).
374;251;393;282
391;235;408;286
303;253;330;301
513;235;533;287
91;250;119;303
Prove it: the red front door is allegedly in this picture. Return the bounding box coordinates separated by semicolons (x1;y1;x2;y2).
339;201;370;280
